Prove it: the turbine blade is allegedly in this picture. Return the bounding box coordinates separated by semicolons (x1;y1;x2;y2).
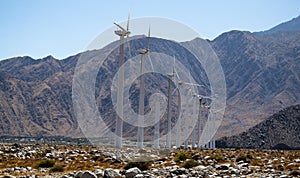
127;12;130;31
126;35;131;58
133;50;141;53
147;53;154;72
171;86;178;95
183;82;205;87
114;22;126;32
147;25;150;50
188;72;193;82
173;56;181;81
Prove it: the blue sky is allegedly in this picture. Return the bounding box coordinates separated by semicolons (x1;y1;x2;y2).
0;0;299;60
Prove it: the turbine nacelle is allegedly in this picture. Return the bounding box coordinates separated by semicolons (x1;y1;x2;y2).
114;30;130;36
114;17;130;37
167;72;175;78
136;49;149;55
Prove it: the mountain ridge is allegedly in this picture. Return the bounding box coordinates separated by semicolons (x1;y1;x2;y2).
0;18;299;141
217;104;300;149
254;15;300;35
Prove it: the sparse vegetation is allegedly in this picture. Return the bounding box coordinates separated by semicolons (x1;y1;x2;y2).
36;159;55;168
210;154;224;162
174;152;189;162
182;159;199;169
236;154;253;162
35;150;47;158
124;161;152;171
0;144;299;177
49;165;64;172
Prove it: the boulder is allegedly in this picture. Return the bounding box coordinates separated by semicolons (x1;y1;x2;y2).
125;167;142;178
75;171;84;178
193;165;207;171
133;174;144;178
1;176;16;178
82;171;97;178
216;163;230;170
95;168;105;177
104;168;121;178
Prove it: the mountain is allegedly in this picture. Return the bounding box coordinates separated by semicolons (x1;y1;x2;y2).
211;30;300;136
0;17;300;140
0;55;79;136
254;15;300;35
216;104;300;149
0;37;210;138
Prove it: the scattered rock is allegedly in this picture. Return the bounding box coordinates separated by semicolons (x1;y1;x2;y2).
216;163;230;170
104;168;121;178
94;168;104;177
1;176;16;178
81;171;97;178
0;144;299;177
75;171;83;178
134;174;144;178
125;167;141;178
289;170;300;176
194;165;207;171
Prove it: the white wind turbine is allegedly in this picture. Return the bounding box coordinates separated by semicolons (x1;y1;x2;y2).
205;106;223;149
197;97;207;148
153;97;161;148
171;64;207;149
113;14;130;148
166;61;175;148
192;94;209;148
170;57;183;148
193;93;220;149
136;27;151;148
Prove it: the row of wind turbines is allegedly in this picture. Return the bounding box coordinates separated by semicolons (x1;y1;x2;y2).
113;15;216;149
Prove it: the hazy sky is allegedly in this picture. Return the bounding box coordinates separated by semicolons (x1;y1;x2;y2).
0;0;299;60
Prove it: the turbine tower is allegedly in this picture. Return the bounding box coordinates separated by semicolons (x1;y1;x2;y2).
197;97;203;148
136;27;150;148
166;66;174;148
191;93;198;148
153;97;160;148
183;87;193;148
171;69;206;149
204;105;216;149
113;14;130;148
171;57;183;148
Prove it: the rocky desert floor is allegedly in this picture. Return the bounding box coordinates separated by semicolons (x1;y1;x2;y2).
0;143;299;178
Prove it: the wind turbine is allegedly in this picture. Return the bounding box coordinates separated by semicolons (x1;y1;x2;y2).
136;27;151;148
166;60;175;148
113;14;130;148
206;105;223;149
153;97;161;148
183;87;193;148
171;57;183;148
192;94;212;148
170;62;209;149
202;104;214;149
172;68;208;149
197;97;203;148
195;95;219;149
191;93;197;148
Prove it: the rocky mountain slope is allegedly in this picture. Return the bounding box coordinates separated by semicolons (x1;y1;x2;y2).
0;55;79;136
0;37;209;138
0;17;299;140
217;104;300;149
254;15;300;35
211;30;300;136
